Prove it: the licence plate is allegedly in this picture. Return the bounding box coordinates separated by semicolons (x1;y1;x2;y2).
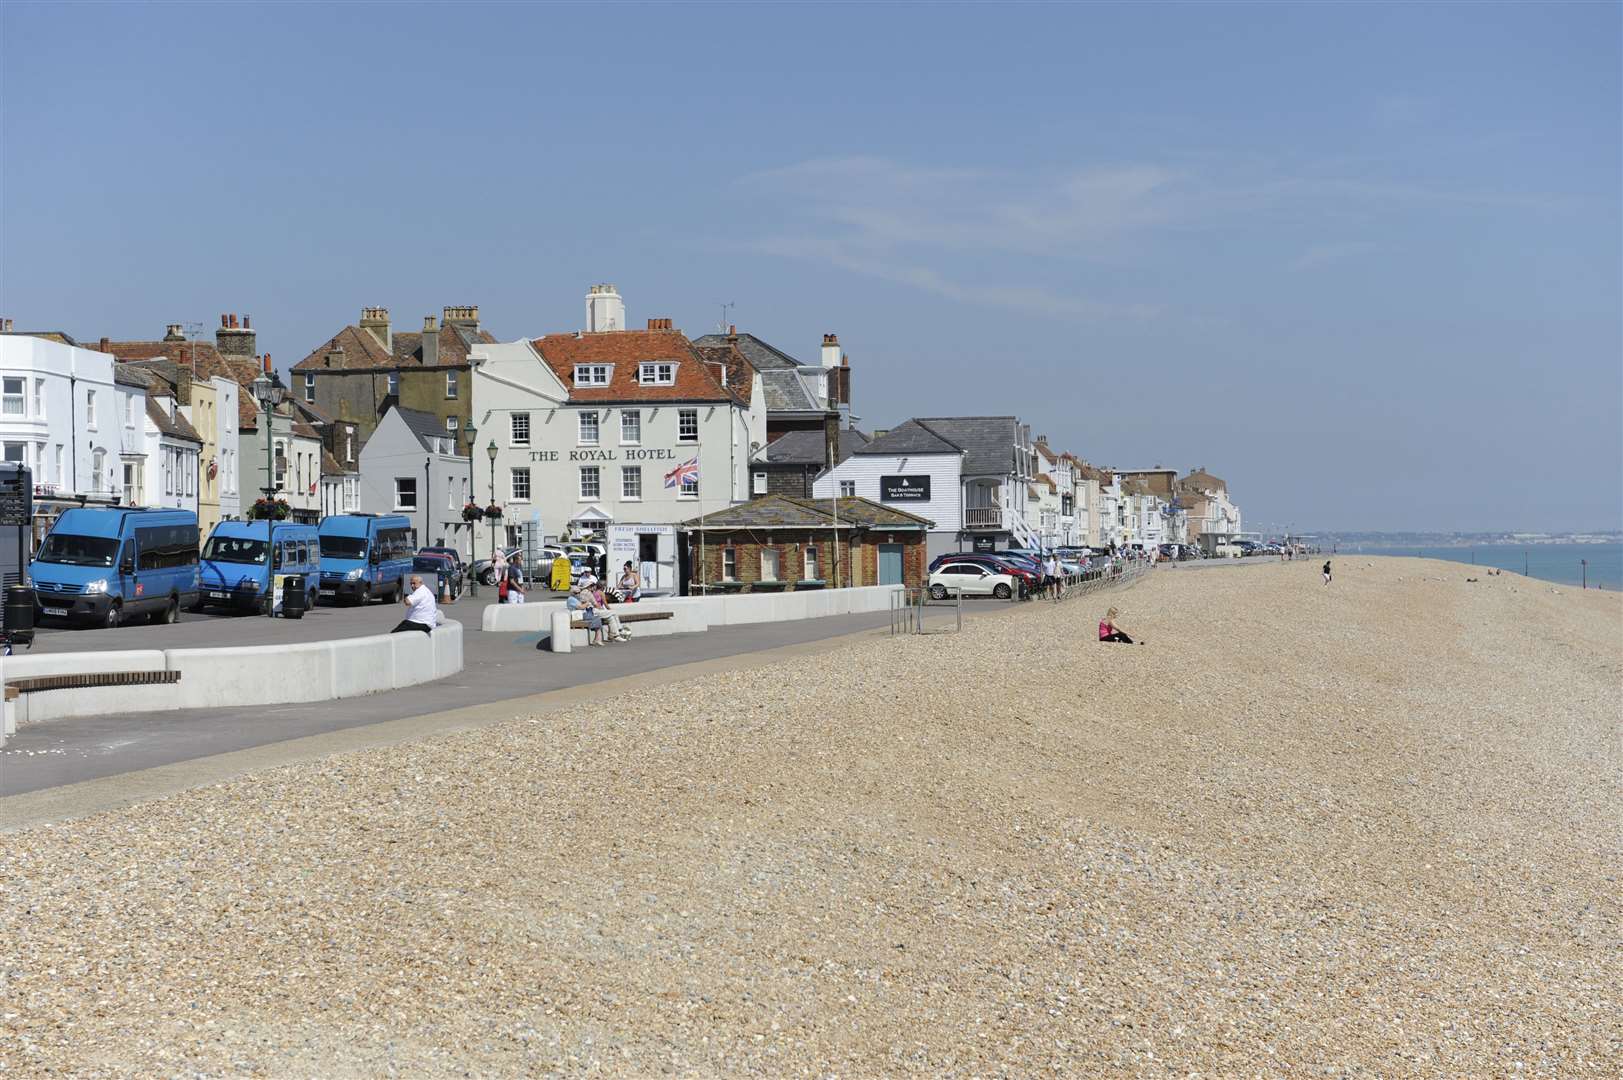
208;591;229;600
43;607;68;616
320;588;336;595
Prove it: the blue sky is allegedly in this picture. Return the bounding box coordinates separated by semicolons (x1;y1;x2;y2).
3;1;1618;532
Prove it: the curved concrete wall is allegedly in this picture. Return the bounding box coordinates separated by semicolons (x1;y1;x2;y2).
481;585;904;634
9;622;464;726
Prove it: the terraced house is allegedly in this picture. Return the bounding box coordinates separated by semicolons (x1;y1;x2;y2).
292;305;495;456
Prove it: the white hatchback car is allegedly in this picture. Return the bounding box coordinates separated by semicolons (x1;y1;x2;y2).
929;562;1015;600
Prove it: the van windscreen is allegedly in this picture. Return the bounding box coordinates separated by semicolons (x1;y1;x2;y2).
37;534;119;567
320;536;368;559
203;536;267;565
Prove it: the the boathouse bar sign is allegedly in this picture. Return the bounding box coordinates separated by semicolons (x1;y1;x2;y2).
880;475;931;502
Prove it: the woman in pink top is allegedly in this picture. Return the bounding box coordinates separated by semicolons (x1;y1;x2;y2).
1099;606;1137;644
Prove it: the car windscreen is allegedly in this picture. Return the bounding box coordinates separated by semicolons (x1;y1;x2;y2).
319;536;368;559
37;533;120;567
202;536;268;564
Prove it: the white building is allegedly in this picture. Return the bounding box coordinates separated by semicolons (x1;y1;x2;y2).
0;332;147;547
813;416;1042;560
210;375;242;523
357;406;473;557
140;393;202;514
471;289;763;543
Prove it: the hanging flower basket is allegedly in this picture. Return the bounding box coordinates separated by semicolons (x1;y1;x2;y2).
249;497;291;521
461;502;484;522
484;504;504;520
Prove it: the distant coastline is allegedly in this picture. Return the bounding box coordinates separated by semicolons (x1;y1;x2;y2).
1338;542;1622;591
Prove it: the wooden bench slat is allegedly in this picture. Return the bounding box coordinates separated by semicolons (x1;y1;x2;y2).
8;670;182;694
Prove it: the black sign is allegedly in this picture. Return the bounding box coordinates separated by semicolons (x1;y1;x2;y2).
972;535;997;552
880;474;930;502
0;465;32;527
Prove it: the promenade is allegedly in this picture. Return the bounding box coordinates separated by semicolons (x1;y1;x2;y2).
5;558;1615;1076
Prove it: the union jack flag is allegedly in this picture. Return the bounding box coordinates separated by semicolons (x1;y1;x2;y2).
664;457;699;489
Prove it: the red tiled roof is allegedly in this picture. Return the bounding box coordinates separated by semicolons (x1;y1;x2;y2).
532;329;741;405
95;340;265;430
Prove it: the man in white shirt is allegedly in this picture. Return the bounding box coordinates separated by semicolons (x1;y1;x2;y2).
392;574;439;634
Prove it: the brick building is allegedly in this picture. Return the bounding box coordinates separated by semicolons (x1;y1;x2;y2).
749;426;869;498
681;493;932;592
292;305;495;456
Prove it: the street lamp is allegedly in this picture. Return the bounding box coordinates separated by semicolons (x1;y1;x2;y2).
251;369;285;618
464;419;478;596
486;439;499;561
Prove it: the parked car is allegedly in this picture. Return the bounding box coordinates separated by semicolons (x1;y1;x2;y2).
929;562;1015;600
413;551;465;597
31;507;201;628
317;513;416;604
198;520;320;615
471;546;523;586
927;552;1038;586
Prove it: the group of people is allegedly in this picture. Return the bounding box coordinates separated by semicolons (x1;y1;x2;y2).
565;575;630;646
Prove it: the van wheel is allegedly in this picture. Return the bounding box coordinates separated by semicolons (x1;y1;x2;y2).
357;585;370;606
159;596;180;624
102;602;122;629
993;583;1012;599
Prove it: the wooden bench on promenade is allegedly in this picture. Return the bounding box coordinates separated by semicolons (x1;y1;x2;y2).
567;610;674;630
8;670;182;696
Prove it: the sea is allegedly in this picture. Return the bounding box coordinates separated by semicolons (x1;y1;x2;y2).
1340;542;1623;591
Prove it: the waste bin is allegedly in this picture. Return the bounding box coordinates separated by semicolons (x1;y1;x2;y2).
281;574;307;620
5;585;36;634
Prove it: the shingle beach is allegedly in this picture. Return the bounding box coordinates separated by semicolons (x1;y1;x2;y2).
3;558;1619;1077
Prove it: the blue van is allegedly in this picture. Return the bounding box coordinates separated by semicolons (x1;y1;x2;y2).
30;508;200;628
198;520;320;614
316;513;415;604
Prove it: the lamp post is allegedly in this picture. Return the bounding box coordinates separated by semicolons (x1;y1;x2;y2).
486;439;498;560
251;369;285;618
464;419;478;596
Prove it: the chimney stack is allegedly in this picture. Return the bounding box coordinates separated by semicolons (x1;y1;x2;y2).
584;284;624;332
442;305;480;332
216;311;257;357
360;307;391;351
645;317;673;330
0;318;12;333
821;333;840;370
422;315;439;366
163;323;186;342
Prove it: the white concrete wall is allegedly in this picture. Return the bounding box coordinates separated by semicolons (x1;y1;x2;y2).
9;622;464;725
482;584;904;636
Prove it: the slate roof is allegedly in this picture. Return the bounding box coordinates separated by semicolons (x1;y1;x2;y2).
680;493;933;530
691;342;755;406
321;449;357;476
145;396;202;443
691;331;800;371
754;427;870;467
293;320;496;372
95;339;265;430
390;406;456;452
114;366;155;390
532;329;740;405
692;332;826;412
911;416;1021;476
853;419;963;458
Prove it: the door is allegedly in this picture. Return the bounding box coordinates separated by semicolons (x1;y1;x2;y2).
878;543;904;586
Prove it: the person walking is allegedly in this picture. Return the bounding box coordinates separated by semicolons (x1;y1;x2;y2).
1047;553;1063;600
1322;559;1332;586
1098;606;1139;644
392;574;439;634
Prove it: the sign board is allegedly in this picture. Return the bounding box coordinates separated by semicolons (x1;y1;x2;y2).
972;535;997;553
0;465;32;527
880;475;930;502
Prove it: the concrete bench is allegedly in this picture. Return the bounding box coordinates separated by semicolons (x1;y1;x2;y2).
552;609;676;652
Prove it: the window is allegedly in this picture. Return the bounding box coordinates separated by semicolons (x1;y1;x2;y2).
752;471;767;495
122;462;138;502
344;429;354;465
839;480;856;497
303;372;315;402
722;548;736;581
620;409;640;445
394;477;417;510
90;448;105;492
510;467;531;502
126;396;136;428
32;379;44;419
761;548;780;582
54;445;63;486
579;465;600;500
679;470;699;499
162;448;173;495
445;415;459;435
573;364;610;386
639;362;675;386
621;465;641;500
85;389;98;429
133;524;200;570
511;412;530;446
2;378;24;416
803;545;818;581
274;441;286;486
387;371;399;396
35;441;45;482
677;408;698;442
2;442;24;465
445;370;458;398
578;410;599;446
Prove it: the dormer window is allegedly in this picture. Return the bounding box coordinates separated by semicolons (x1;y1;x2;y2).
639;362;676;386
574;364;611;386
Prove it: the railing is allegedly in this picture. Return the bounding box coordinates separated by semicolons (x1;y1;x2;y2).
964;507;1001;529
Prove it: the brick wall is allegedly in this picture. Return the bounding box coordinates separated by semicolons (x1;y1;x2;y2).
689;529;926;590
306;367;472;454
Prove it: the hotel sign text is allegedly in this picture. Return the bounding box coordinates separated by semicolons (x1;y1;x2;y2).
529;448;681;462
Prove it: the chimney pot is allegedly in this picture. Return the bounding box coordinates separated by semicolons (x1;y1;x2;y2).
221;314;229;328
243;315;251;330
728;324;736;335
100;336;110;351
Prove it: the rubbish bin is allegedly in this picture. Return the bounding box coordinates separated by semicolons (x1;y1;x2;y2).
5;585;36;633
282;574;307;620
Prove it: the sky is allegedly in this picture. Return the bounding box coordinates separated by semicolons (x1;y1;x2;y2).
2;1;1618;533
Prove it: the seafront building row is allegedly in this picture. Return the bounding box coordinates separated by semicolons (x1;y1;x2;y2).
0;285;1243;585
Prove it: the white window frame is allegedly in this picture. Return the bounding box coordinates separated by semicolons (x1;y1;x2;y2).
90;448;105;492
445;415;459;434
722;548;736;582
394;476;417;511
579;465;600;501
578;410;600;446
85;389;98;430
1;377;24;417
32;378;45;419
510;466;531;503
573;364;611;387
803;544;818;581
679;470;699;499
126;395;136;428
752;471;767;495
639;362;675;386
760;547;780;582
510;412;530;447
445;370;458;399
303;372;315;402
839;480;856;497
620;409;640;445
621;465;641;501
677;408;698;443
387;371;399;396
